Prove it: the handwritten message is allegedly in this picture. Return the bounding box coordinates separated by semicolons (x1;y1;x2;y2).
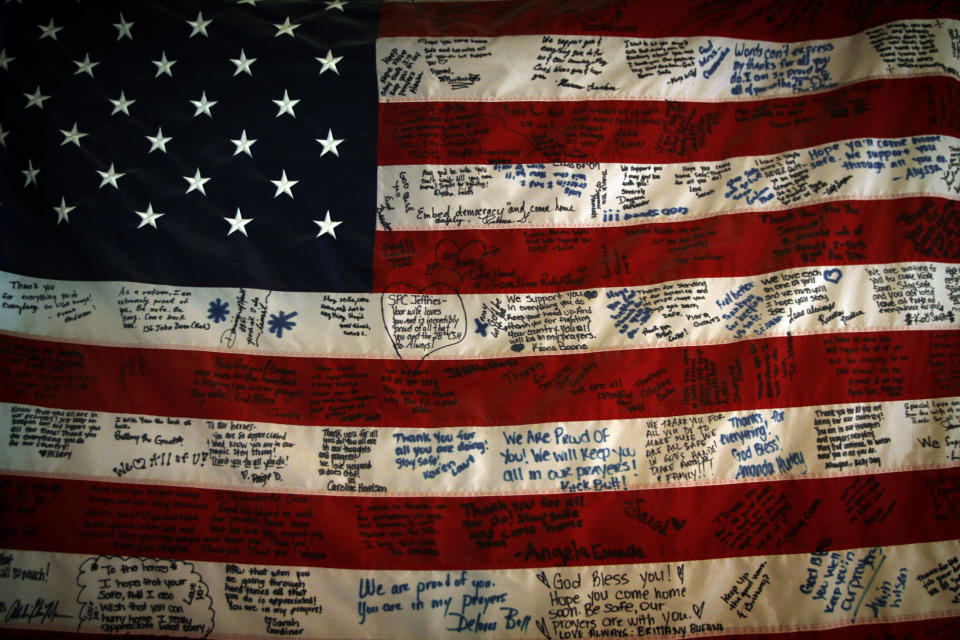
77;556;214;636
382;286;467;367
224;564;322;635
357;571;531;634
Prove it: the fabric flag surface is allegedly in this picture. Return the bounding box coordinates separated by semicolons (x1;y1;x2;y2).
1;0;959;638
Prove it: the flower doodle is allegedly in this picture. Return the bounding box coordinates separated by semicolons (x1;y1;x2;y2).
207;298;230;323
268;310;298;338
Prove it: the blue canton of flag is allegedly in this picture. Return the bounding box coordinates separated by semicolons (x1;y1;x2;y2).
0;0;379;292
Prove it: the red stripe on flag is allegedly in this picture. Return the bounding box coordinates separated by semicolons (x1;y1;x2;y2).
378;78;960;165
2;615;958;640
373;198;960;293
379;0;960;40
1;331;957;428
1;469;957;570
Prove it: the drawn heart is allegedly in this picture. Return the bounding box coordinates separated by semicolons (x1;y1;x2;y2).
692;601;705;620
823;268;843;284
535;570;549;588
435;239;495;277
381;282;466;370
670;517;687;532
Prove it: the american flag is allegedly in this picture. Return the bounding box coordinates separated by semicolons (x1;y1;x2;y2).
1;0;959;638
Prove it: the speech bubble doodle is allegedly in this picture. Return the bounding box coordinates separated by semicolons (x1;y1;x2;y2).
381;283;466;370
76;556;214;637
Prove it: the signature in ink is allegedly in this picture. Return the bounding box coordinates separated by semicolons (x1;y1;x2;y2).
4;597;70;624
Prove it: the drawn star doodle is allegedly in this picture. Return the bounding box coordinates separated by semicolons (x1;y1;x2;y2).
474;318;489;337
207;298;230;323
267;310;298;338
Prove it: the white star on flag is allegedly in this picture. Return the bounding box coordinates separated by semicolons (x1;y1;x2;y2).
231;130;256;157
22;159;39;187
54;197;75;225
274;17;300;37
113;13;134;40
224;209;253;236
0;49;15;70
60;123;88;147
97;163;125;189
316;50;342;75
109;91;136;116
152;51;176;77
0;124;8;147
271;171;298;199
317;129;344;157
325;0;348;12
313;210;343;239
38;19;63;41
230;49;256;76
23;86;50;110
135;203;164;229
184;169;211;195
146;127;171;153
190;91;217;118
187;12;212;38
73;54;99;77
273;90;300;118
